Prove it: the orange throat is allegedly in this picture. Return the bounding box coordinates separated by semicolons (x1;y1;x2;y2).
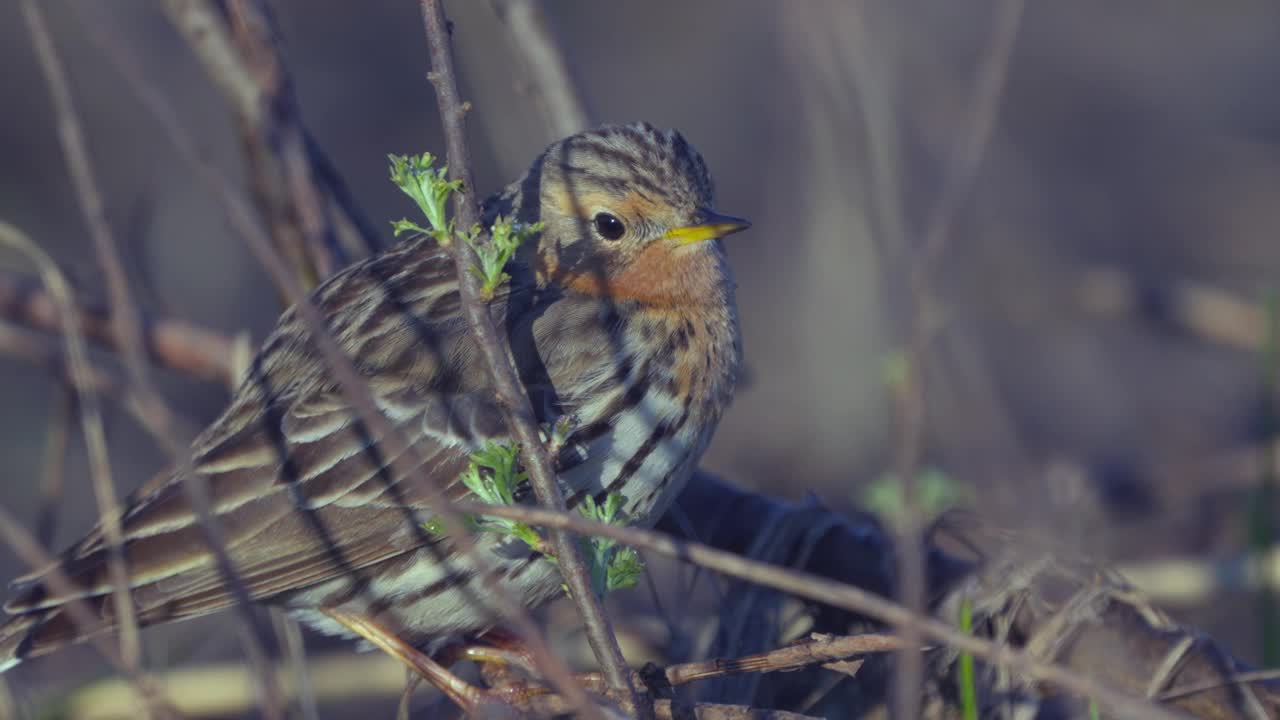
556;241;728;308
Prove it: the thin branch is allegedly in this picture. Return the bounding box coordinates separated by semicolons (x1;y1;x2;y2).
489;0;589;137
156;0;379;272
0;169;140;685
447;499;1186;720
36;384;74;548
0;269;239;387
62;650;825;720
885;1;1024;715
0;502;182;720
224;0;344;280
19;0;188;461
416;3;646;718
659;633;898;686
22;6;289;710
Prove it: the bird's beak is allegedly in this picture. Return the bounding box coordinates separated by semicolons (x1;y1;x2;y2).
662;210;751;246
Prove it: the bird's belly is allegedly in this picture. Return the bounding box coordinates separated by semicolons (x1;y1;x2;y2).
284;533;565;648
284;414;713;647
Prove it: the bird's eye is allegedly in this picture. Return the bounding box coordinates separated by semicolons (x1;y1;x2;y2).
593;213;626;241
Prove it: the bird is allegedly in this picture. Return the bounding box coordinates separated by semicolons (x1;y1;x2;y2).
0;122;748;674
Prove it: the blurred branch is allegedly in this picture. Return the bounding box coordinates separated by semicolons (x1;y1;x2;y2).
0;127;140;680
224;0;343;280
0;269;242;387
20;0;187;460
417;1;643;716
0;502;181;719
489;0;589;137
0;219;181;718
0;262;1263;717
864;0;1025;715
21;6;290;709
1119;545;1280;604
156;0;380;286
1077;265;1269;352
36;385;74;548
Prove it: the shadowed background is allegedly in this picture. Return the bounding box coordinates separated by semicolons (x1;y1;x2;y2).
1;0;1279;715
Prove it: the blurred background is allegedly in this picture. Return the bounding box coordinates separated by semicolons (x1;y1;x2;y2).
2;0;1280;716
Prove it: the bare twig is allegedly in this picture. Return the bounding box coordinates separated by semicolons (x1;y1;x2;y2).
0;449;179;718
860;1;1024;716
0;269;239;387
1077;265;1270;352
156;0;379;274
62;650;824;720
21;7;289;711
489;0;589;137
36;385;74;548
0;204;141;683
224;0;344;281
19;0;188;459
0;318;135;403
659;633;897;686
416;2;646;717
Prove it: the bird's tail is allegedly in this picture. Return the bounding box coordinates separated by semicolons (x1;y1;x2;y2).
0;606;93;673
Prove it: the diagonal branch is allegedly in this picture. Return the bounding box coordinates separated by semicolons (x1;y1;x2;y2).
156;0;381;284
415;2;647;718
489;0;589;137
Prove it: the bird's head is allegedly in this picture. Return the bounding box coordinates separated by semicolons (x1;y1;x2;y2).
494;122;749;305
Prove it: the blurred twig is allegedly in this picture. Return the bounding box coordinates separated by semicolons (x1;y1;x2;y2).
417;1;644;717
848;0;1025;715
489;0;589;137
0;169;141;682
0;269;241;387
23;6;292;711
62;648;825;720
0;501;181;720
224;0;345;281
1077;265;1270;352
36;385;74;548
156;0;379;285
1119;545;1280;604
19;0;190;455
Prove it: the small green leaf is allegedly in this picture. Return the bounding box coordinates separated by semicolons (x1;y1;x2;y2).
606;547;643;592
574;492;645;597
958;598;978;720
880;350;910;389
391;218;430;238
388;152;463;246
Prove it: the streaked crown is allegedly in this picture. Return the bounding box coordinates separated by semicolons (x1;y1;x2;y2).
484;122;748;289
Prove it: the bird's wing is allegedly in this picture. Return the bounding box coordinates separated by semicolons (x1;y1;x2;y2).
4;381;510;616
4;241;518;618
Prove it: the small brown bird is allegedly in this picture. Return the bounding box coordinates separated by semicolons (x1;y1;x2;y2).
0;122;747;671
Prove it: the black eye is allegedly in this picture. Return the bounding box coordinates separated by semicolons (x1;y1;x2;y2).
593;212;626;240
